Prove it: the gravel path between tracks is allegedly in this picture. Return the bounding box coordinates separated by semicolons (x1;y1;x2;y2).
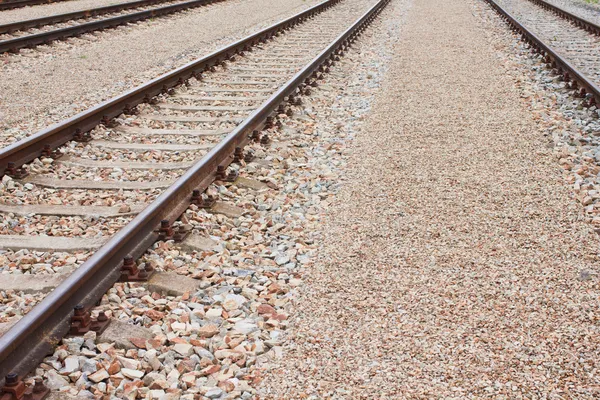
259;0;600;397
0;0;322;146
0;0;133;25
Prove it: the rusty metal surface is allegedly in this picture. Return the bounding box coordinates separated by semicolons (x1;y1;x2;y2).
0;0;222;53
484;0;600;105
0;0;390;385
0;0;69;11
0;0;176;34
526;0;600;36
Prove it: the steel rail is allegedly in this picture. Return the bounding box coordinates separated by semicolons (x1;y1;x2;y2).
484;0;600;107
0;0;222;53
0;0;338;178
0;0;390;384
0;0;177;34
0;0;70;11
526;0;600;36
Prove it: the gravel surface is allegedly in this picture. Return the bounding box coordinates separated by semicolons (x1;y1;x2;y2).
259;0;600;397
547;0;600;24
0;0;323;146
0;0;131;25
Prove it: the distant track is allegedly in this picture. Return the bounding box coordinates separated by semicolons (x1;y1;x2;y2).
484;0;600;108
0;0;223;53
0;0;70;11
0;0;176;34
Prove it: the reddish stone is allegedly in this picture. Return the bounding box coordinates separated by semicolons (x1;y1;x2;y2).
218;380;235;393
268;283;283;294
200;365;221;376
107;361;120;375
129;338;147;349
177;359;195;374
170;337;188;344
257;304;276;316
273;313;288;321
190;339;206;347
145;309;165;320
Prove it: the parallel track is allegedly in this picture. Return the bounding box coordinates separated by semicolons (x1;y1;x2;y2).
526;0;600;35
0;0;223;53
0;0;177;34
483;0;600;108
0;0;388;391
0;0;70;11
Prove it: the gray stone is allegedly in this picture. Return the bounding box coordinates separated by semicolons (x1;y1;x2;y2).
180;235;219;253
98;320;153;350
205;388;224;399
209;202;245;218
146;271;200;296
234;177;269;191
45;370;69;390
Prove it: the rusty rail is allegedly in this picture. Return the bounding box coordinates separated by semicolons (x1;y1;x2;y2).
0;0;390;386
526;0;600;36
0;0;69;11
484;0;600;107
0;0;222;53
0;0;177;34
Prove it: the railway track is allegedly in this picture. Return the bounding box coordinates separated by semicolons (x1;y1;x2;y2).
483;0;600;110
0;0;181;35
0;0;388;395
0;0;224;54
0;0;70;12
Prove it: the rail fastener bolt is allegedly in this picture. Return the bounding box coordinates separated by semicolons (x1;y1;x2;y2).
155;220;189;242
90;310;110;334
250;130;261;142
244;150;255;163
191;190;216;208
233;147;245;163
69;304;92;335
0;373;26;400
216;165;238;182
73;129;92;143
41;144;62;160
5;162;29;179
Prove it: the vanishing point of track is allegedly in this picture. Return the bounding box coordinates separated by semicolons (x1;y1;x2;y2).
0;0;389;394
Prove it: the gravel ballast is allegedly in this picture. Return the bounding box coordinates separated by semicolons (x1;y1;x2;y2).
259;0;600;397
0;0;322;146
